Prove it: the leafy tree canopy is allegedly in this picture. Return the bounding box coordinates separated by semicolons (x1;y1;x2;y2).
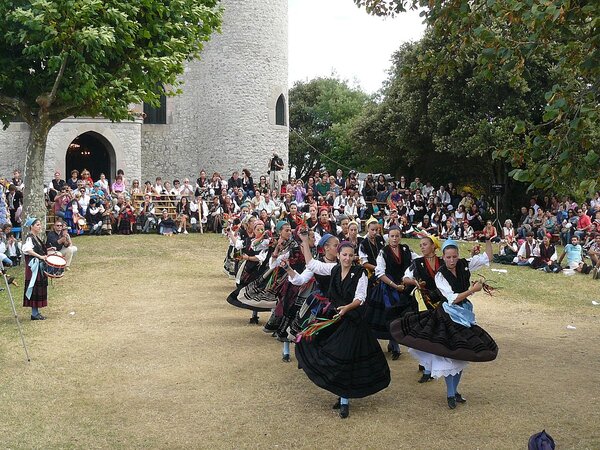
354;0;599;196
289;77;374;179
0;0;222;224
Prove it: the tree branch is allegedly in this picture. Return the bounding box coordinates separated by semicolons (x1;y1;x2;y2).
36;52;68;111
49;53;68;104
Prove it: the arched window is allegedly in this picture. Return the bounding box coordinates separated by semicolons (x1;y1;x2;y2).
144;93;167;124
275;94;286;126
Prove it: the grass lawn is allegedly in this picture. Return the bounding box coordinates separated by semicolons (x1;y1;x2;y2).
0;234;599;449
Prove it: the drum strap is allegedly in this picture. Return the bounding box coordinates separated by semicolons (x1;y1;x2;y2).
25;258;42;300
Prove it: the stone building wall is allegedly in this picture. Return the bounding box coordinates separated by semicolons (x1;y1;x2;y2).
141;0;289;182
0;123;29;177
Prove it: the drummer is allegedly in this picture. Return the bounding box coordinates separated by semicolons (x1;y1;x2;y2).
46;219;78;270
22;217;49;320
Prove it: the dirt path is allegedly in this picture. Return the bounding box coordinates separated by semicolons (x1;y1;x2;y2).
0;235;598;449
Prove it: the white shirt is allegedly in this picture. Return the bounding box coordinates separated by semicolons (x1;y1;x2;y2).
434;253;490;304
374;247;420;279
305;259;368;304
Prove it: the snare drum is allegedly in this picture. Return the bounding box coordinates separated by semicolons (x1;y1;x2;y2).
44;253;67;278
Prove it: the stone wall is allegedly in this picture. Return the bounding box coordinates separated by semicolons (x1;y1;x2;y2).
0;123;29;177
141;0;289;182
0;119;142;185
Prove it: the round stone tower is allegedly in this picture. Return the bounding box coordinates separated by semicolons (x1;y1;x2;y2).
141;0;289;182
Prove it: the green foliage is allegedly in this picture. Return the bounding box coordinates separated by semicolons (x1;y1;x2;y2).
289;77;374;179
0;0;222;125
355;0;600;196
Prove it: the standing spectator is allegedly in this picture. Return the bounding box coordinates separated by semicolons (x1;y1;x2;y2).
11;170;24;191
268;151;285;194
6;184;23;225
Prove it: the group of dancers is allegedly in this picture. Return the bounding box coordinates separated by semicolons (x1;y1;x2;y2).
223;209;498;418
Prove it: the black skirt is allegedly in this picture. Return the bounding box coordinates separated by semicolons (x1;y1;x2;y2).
295;309;391;399
363;282;416;340
390;306;498;362
235;268;286;312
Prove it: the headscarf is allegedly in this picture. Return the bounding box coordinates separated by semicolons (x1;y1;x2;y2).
24;217;38;227
318;233;335;248
442;239;459;252
276;220;289;232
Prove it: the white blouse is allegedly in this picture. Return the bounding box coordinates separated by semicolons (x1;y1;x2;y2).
305;259;368;304
434;253;489;304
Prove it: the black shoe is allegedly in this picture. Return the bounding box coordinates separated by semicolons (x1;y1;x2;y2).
387;343;393;353
447;396;457;409
332;398;341;410
455;393;467;403
339;404;349;419
248;316;259;324
418;373;433;383
31;314;46;321
391;351;401;360
282;354;291;363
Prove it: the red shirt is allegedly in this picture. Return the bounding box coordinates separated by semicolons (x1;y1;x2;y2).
577;213;591;230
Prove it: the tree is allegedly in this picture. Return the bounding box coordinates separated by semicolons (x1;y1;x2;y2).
0;0;222;226
351;32;555;212
288;77;373;179
354;0;599;196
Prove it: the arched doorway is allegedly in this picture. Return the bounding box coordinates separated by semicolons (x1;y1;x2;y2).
66;132;115;181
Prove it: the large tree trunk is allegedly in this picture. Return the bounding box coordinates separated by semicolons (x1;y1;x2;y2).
22;118;52;234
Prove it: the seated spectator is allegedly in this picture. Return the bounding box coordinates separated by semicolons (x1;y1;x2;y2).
441;219;458;240
117;201;136;235
532;234;560;272
467;204;484;233
80;169;94;189
588;234;600;279
180;178;195;198
208;196;224;233
98;173;110;195
46;219;78;269
514;232;540;266
112;174;126;195
138;194;157;233
241;169;255;198
574;207;592;241
158;209;177;236
481;220;500;242
86;198;105;235
458;221;475;241
517;207;535;238
502;218;516;243
559;209;578;245
364;197;383;223
558;235;589;272
455;204;466;225
176;196;191;234
418;215;436;235
67;169;79;191
540;210;557;239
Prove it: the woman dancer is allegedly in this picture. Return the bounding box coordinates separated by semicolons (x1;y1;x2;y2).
364;225;416;360
294;237;391;418
283;232;339;361
226;219;271;324
390;238;498;409
402;235;444;382
22;218;48;320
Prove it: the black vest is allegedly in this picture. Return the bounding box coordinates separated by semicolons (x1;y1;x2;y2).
438;258;471;293
359;235;385;266
381;244;412;282
328;265;365;308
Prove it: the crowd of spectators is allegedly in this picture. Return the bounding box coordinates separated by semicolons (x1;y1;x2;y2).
1;164;599;277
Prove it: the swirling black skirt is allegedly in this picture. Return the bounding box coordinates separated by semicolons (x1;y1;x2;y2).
363;282;417;340
390;306;498;362
295;309;391;399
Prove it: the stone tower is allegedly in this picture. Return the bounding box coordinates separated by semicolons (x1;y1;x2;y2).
0;0;288;185
141;0;289;182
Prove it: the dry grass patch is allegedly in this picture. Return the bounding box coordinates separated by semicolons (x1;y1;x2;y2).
0;234;598;449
